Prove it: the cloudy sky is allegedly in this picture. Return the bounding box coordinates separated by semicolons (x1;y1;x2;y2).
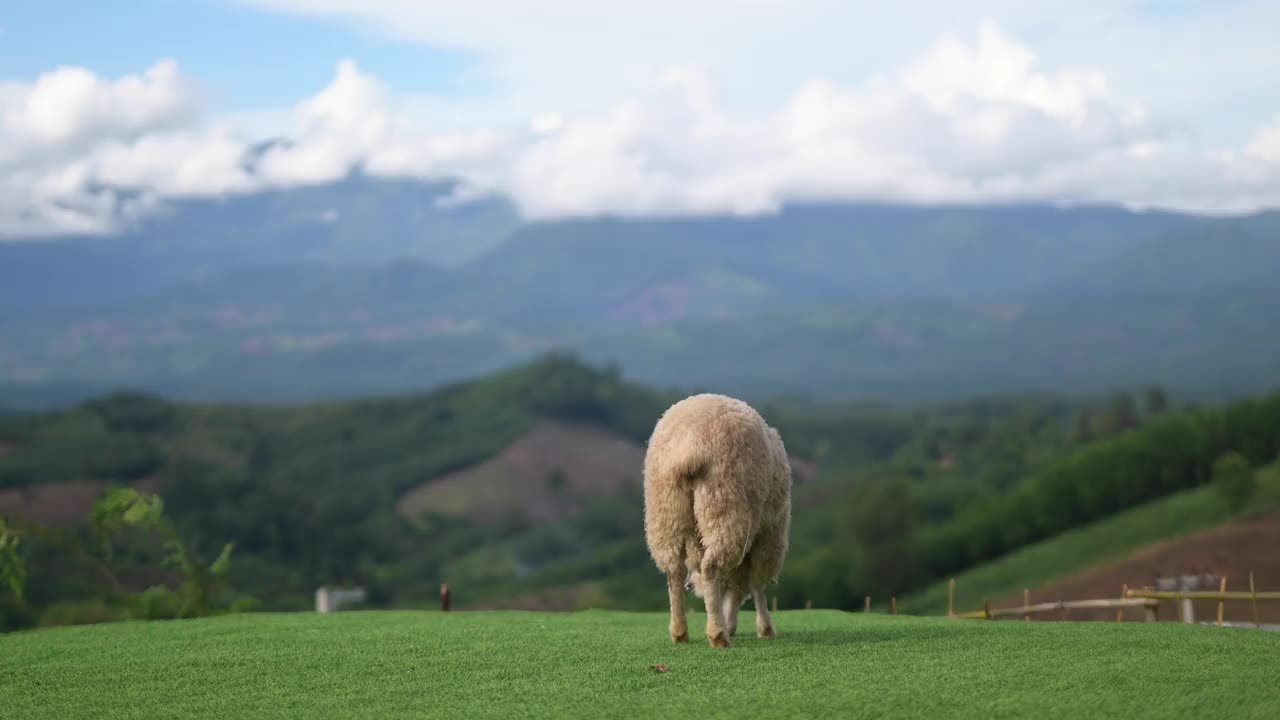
3;0;1279;238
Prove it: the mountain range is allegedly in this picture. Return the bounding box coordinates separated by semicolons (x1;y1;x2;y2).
2;174;1278;407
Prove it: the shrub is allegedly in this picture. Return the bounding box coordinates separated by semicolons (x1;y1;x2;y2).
1213;451;1255;513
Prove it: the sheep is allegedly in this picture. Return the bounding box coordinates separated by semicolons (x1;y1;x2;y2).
642;392;792;648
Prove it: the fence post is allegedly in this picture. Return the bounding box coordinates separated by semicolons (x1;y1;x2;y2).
1117;584;1127;624
864;596;871;613
1181;591;1195;624
948;579;956;618
1217;576;1227;626
805;599;813;610
1024;589;1031;623
890;597;897;615
983;600;991;620
1250;571;1259;628
441;583;451;612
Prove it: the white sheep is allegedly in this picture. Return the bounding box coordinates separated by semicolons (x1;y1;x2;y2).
642;393;792;648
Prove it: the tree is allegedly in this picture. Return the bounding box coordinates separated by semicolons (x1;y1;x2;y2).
1144;386;1169;416
1108;392;1140;432
1073;410;1094;443
1212;451;1255;513
0;517;25;603
844;477;922;597
1;487;249;623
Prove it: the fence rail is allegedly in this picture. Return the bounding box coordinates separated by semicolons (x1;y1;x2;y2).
947;570;1277;628
1124;590;1280;601
952;597;1157;621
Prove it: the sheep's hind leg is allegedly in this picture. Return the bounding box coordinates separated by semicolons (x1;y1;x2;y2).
723;588;743;637
722;562;750;637
748;522;785;639
700;570;731;648
666;571;690;643
751;586;776;639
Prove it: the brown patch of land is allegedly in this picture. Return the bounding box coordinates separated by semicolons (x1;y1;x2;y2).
993;512;1280;624
0;480;111;527
396;420;647;524
397;419;821;525
0;475;165;527
609;282;693;327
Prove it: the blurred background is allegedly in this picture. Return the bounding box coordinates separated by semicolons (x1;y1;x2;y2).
2;0;1279;632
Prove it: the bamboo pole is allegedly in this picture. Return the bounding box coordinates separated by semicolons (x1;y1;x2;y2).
1217;577;1227;626
952;597;1158;620
1250;571;1259;629
1126;589;1280;601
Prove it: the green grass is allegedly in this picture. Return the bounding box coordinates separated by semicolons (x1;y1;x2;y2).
902;461;1280;616
3;610;1278;719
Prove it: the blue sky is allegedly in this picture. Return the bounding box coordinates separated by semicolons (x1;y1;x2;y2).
1;0;1278;236
4;0;1276;142
0;0;483;107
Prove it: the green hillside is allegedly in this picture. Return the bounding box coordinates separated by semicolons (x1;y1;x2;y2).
901;460;1280;615
3;353;1279;634
4;610;1277;720
0;354;941;629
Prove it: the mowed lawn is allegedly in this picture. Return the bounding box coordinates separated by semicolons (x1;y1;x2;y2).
2;610;1277;719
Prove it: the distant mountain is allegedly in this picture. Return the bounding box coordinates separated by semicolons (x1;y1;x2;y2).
1;173;1278;407
0;175;520;312
1043;212;1280;298
465;203;1187;314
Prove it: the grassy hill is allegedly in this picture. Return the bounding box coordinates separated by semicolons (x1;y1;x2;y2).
3;353;1279;634
4;610;1278;719
902;460;1280;616
0;353;949;629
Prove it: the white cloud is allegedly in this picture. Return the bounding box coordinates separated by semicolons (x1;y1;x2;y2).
0;59;201;165
0;59;257;237
89;128;258;196
2;18;1280;238
235;1;1280;140
252;59;512;187
1247;115;1280;164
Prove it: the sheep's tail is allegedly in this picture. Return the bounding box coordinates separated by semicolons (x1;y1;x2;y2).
690;443;758;577
643;441;707;577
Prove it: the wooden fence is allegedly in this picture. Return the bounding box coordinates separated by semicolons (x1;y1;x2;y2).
945;572;1280;629
385;574;1278;626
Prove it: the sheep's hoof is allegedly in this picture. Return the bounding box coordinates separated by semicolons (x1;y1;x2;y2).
757;625;776;640
671;629;690;644
708;632;731;649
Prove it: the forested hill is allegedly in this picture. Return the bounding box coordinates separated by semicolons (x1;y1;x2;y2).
3;175;1279;408
2;354;1279;631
